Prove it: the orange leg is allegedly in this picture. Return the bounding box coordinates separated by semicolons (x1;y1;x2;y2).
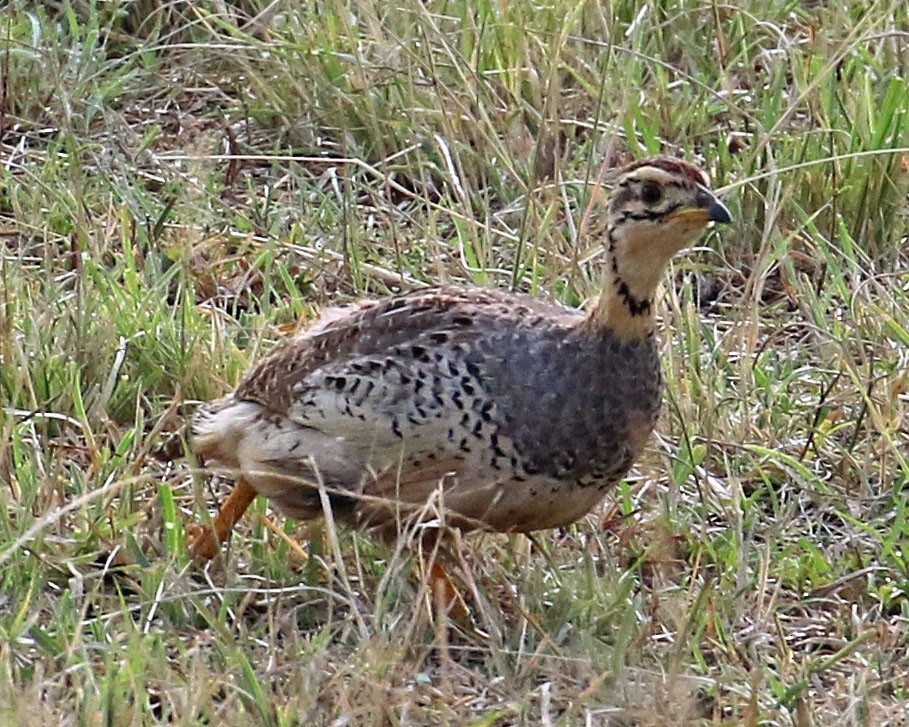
187;478;258;560
429;559;469;620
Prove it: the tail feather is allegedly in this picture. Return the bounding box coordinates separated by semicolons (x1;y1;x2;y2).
190;397;262;468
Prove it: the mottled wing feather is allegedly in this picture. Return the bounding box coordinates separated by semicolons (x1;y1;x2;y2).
236;286;577;416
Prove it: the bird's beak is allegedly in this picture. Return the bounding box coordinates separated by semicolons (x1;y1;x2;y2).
702;191;733;224
670;190;733;226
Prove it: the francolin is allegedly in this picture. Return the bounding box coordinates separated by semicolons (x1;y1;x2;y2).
187;157;732;560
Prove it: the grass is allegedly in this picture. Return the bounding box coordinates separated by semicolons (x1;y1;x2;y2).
1;0;908;723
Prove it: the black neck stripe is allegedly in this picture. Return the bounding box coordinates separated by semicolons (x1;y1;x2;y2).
615;279;652;317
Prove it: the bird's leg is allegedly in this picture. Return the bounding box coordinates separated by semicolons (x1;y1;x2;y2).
429;559;469;620
186;478;258;560
418;528;470;620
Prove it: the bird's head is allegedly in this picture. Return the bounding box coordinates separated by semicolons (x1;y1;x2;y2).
602;157;731;316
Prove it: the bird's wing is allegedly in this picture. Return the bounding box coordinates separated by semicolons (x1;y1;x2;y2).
230;286;578;482
236;285;575;419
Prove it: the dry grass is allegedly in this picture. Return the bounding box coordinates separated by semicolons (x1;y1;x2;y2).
1;0;908;724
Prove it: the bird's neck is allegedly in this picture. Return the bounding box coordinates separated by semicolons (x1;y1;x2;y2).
582;226;669;341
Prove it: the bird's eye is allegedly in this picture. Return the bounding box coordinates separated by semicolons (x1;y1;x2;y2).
641;183;662;205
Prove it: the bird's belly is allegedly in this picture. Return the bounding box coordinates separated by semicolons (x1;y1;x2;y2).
444;474;611;532
352;448;613;534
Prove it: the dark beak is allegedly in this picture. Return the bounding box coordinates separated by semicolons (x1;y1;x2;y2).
697;191;732;224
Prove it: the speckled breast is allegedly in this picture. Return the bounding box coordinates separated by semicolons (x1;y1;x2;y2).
470;325;663;488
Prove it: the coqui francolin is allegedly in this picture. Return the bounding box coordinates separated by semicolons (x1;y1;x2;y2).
187;156;732;560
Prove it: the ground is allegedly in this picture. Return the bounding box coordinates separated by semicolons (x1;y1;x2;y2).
1;1;908;725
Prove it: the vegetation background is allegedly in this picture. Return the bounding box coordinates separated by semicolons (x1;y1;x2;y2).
1;0;907;724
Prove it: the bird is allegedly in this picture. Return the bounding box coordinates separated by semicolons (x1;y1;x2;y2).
186;156;732;561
